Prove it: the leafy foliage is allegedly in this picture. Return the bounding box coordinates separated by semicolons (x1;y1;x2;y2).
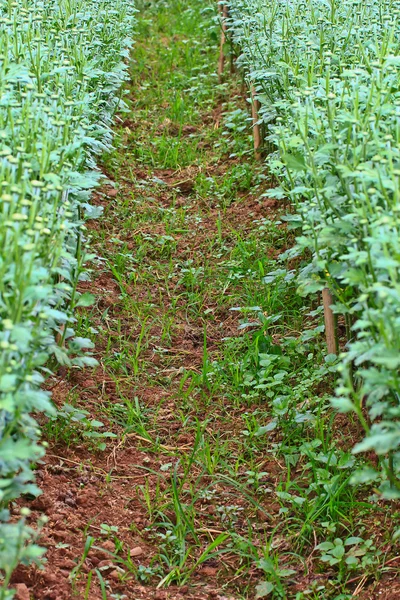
227;0;400;497
0;0;135;594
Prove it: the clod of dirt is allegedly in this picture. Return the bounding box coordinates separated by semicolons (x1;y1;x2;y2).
93;540;115;560
76;493;89;506
97;560;113;570
59;559;76;570
101;540;115;553
154;592;167;600
59;570;70;578
43;573;58;585
14;584;30;600
30;495;52;512
199;566;218;577
168;179;195;194
129;546;143;557
81;379;97;389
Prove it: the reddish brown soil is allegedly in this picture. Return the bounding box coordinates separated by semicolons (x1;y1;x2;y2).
11;183;279;599
10;69;400;600
11;178;400;600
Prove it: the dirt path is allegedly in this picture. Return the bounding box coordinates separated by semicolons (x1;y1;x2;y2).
11;2;282;599
11;1;400;599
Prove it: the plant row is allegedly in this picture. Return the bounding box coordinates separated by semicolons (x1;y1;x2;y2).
226;0;400;497
0;0;135;595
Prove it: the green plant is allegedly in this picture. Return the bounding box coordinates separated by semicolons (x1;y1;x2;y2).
0;0;136;592
255;556;297;598
45;403;117;451
316;536;380;582
228;0;400;497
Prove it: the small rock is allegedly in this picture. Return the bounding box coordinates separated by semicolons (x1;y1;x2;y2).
109;570;120;582
129;546;143;558
154;592;167;600
107;188;118;198
14;584;30;600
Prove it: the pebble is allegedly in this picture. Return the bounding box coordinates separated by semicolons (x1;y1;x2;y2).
129;546;143;557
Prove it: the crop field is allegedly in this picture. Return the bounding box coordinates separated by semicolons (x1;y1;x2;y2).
1;0;400;598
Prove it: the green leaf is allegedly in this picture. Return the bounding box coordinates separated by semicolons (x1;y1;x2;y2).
332;544;345;559
316;541;334;551
255;581;275;598
255;422;277;435
76;292;96;307
344;537;363;546
353;431;400;455
330;397;355;413
278;568;297;577
283;152;307;171
0;375;17;393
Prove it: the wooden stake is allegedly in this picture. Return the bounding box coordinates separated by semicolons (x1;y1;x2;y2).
230;43;236;75
251;85;262;160
218;4;228;82
322;288;338;355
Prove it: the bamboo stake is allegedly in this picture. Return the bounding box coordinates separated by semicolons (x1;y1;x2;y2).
322;288;338;355
218;4;228;82
251;85;262;160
